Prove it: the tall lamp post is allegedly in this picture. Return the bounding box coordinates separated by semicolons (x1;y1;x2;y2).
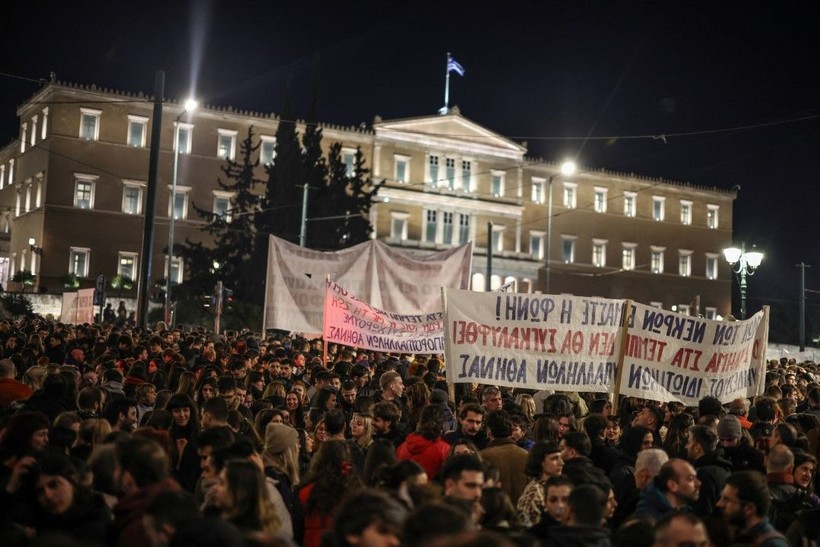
28;237;42;290
722;243;763;320
165;98;198;326
546;160;577;294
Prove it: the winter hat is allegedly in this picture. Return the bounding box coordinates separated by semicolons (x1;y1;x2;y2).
264;422;299;455
430;389;449;405
717;414;742;440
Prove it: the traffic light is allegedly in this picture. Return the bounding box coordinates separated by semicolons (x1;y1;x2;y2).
224;288;234;308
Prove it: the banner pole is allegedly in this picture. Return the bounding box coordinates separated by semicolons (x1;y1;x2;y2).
611;300;633;415
261;236;272;337
754;305;770;398
322;275;331;369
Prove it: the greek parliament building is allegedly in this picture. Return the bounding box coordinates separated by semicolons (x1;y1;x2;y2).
0;81;735;318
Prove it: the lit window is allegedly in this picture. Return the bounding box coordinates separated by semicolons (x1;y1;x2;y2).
492;172;505;198
592;239;607;267
704;307;717;320
562;237;576;263
653;196;666;221
442;212;454;244
459;214;471;245
69;248;90;277
677;304;691;316
680;200;692;225
428;155;439;186
394;155;410;183
461;160;472;191
260;136;276;165
594;187;608;213
168;185;191;220
622;243;637;270
651;246;665;274
530;232;545;260
217;129;237;160
342;148;356;177
118;252;138;280
390;212;409;240
425;210;437;242
445;158;456;189
707;205;719;229
706;253;719;280
122;182;144;215
175;123;193;154
127;115;148;147
679;251;692;277
74;173;98;209
79;108;101;140
563;182;577;208
213;191;234;222
623;193;636;217
531;177;544;203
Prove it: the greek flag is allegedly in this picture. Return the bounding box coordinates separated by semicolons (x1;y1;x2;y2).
447;56;465;76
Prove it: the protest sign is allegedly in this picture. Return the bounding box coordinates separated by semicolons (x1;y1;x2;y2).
443;288;769;404
443;288;626;392
323;279;445;354
617;302;768;405
264;236;472;335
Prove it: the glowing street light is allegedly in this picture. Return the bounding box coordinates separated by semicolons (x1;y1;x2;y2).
165;98;198;325
546;160;577;293
722;242;763;320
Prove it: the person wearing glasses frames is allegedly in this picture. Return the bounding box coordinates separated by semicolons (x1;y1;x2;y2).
716;470;788;546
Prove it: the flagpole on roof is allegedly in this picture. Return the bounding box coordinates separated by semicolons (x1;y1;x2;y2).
441;53;451;115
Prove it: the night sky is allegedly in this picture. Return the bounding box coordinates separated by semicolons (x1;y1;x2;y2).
2;1;819;331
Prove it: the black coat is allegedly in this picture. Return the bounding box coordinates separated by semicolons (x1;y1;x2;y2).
543;524;613;547
692;452;732;517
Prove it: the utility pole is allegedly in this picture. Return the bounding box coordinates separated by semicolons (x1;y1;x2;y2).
299;183;309;247
214;280;223;334
137;71;164;328
797;263;811;352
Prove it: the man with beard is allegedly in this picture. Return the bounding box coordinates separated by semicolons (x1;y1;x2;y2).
443;403;489;449
104;397;139;432
634;459;701;521
716;470;788;546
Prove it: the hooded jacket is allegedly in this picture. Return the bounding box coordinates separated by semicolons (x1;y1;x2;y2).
396;432;450;479
692;451;732;517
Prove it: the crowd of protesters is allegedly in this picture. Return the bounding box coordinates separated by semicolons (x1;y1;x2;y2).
0;317;819;546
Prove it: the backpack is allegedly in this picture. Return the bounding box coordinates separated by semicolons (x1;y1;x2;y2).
768;487;816;532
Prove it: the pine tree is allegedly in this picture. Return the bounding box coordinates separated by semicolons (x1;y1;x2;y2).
179;127;262;300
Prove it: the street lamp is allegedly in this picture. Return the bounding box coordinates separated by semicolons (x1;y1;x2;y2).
28;237;42;288
546;160;576;293
722;242;763;320
165;98;198;325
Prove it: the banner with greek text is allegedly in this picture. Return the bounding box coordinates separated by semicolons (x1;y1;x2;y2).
323;280;445;354
617;303;768;405
443;289;625;392
443;288;769;404
265;236;473;335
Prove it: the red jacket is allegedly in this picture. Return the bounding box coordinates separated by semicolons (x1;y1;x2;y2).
0;378;32;408
396;433;451;479
297;482;334;547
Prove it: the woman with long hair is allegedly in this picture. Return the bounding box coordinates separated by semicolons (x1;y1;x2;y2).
396;404;450;480
0;411;50;488
517;441;563;527
349;412;374;456
195;377;218;405
166;393;201;492
377;459;427;509
262;422;300;504
663;413;694;459
286;391;305;428
296;428;314;477
175;371;197;399
211;459;281;542
532;415;560;443
312;418;329;453
448;439;482;460
404;382;430;432
294;440;363;547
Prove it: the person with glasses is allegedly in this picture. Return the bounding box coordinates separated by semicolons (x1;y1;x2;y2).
717;470;788;546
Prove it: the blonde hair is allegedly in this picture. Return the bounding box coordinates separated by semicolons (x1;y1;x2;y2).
22;365;47;391
350;412;374;450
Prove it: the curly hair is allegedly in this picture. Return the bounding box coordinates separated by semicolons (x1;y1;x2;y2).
300;440;363;515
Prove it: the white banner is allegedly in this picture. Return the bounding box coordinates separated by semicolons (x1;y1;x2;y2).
618;302;768;405
443;288;769;405
444;289;625;393
265;236;473;335
323;280;445;354
60;288;95;324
